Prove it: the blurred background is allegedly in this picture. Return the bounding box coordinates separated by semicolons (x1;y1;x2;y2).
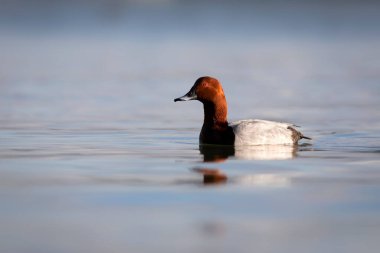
1;1;380;253
1;0;379;129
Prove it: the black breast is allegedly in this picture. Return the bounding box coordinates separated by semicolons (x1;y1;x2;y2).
200;125;235;145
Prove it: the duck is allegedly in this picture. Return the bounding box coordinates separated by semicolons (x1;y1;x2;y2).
174;76;311;146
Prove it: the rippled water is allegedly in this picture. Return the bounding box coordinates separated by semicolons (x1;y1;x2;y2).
1;1;380;253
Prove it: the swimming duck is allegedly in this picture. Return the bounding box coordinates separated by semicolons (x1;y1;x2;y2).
174;76;311;145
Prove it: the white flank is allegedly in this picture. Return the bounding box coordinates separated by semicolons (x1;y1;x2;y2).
230;119;296;145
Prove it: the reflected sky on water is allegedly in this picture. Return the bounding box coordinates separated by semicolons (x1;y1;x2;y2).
1;1;380;253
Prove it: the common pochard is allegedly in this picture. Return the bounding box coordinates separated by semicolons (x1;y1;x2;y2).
174;76;311;145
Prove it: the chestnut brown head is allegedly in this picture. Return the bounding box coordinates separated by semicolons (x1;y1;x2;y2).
174;76;226;104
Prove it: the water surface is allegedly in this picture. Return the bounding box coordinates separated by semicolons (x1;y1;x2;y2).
1;1;380;253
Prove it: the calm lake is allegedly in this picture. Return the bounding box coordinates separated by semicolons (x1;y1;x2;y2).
1;1;380;253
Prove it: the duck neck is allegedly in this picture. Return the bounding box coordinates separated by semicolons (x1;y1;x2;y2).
202;99;228;129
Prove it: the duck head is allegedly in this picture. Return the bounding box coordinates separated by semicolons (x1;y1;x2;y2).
174;76;226;104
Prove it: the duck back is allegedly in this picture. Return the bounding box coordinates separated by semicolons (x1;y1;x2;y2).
230;119;303;145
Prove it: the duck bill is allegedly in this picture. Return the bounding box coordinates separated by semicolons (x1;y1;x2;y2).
174;91;197;102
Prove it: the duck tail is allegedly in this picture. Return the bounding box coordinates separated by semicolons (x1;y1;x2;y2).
301;134;312;140
288;126;312;142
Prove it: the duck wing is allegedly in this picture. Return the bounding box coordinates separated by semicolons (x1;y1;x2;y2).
229;119;310;145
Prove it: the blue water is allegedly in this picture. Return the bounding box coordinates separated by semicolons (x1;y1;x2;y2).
1;1;380;253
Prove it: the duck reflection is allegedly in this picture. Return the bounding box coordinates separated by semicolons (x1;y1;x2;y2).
193;145;298;187
199;144;296;162
195;144;297;185
199;145;235;162
193;168;228;185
